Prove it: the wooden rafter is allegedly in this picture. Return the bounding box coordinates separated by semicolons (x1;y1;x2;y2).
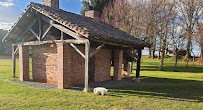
14;47;19;55
39;16;42;40
130;47;138;58
30;29;40;40
70;43;85;58
14;39;89;46
41;24;52;40
41;16;83;40
52;24;82;40
15;17;39;43
90;43;105;58
61;31;64;40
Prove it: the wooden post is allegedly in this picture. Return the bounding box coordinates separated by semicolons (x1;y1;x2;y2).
84;42;90;92
61;31;64;40
12;44;16;78
39;17;42;41
130;62;133;73
136;49;142;81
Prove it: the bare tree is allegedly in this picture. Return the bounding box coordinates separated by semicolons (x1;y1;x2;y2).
194;24;203;62
100;0;133;34
155;0;177;71
177;0;202;62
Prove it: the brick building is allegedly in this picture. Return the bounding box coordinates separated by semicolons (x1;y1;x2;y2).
2;0;150;92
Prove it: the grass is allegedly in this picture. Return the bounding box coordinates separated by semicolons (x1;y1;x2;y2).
0;58;203;110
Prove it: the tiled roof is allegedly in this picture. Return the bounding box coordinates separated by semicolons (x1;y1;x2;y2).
3;2;150;47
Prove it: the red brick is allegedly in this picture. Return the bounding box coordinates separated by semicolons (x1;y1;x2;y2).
113;50;123;80
19;45;30;81
42;0;59;9
31;43;113;89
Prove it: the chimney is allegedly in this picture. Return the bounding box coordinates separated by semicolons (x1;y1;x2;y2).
85;10;99;21
42;0;59;9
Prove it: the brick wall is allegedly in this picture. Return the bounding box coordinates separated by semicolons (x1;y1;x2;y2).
32;44;58;85
93;48;112;82
31;43;112;88
85;10;100;21
42;0;59;9
19;45;30;81
113;50;123;80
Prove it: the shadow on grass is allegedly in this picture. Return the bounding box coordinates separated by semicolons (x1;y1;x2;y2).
110;77;203;102
132;65;203;73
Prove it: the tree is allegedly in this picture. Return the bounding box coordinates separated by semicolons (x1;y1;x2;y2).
155;0;177;71
0;29;11;56
143;0;161;59
194;23;203;62
100;0;133;34
177;0;202;61
80;0;113;16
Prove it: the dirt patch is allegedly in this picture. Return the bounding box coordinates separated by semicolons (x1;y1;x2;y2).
68;77;163;91
9;79;57;90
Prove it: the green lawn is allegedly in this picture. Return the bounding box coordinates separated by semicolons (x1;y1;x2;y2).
0;58;203;110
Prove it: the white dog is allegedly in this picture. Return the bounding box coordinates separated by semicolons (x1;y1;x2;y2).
93;87;108;95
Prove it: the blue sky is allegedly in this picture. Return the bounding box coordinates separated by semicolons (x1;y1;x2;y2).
0;0;201;56
0;0;83;30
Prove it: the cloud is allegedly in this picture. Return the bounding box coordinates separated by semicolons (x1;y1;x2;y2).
0;0;15;7
0;1;14;7
0;0;22;30
0;22;12;30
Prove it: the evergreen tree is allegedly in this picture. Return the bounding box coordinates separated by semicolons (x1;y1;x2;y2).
80;0;113;16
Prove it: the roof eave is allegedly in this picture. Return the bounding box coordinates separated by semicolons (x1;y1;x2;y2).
2;5;32;43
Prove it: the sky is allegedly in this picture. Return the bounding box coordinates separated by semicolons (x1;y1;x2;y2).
0;0;201;56
0;0;83;30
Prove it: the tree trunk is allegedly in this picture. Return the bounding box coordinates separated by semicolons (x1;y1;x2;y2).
185;35;191;67
201;46;203;63
174;48;178;72
186;37;191;59
152;50;155;59
186;57;189;67
158;46;161;59
159;41;166;71
191;51;195;66
148;48;152;58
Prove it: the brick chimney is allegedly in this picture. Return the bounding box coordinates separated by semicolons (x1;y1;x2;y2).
85;10;99;21
42;0;59;9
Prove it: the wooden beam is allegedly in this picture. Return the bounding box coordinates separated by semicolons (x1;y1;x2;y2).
136;49;142;78
90;43;105;58
41;15;85;39
125;50;137;62
61;31;64;40
30;29;40;40
12;44;17;78
39;17;42;41
84;42;90;92
14;39;89;46
14;47;19;55
41;15;53;24
52;23;83;40
130;47;138;58
15;18;39;43
41;24;52;40
70;43;85;58
130;62;133;73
